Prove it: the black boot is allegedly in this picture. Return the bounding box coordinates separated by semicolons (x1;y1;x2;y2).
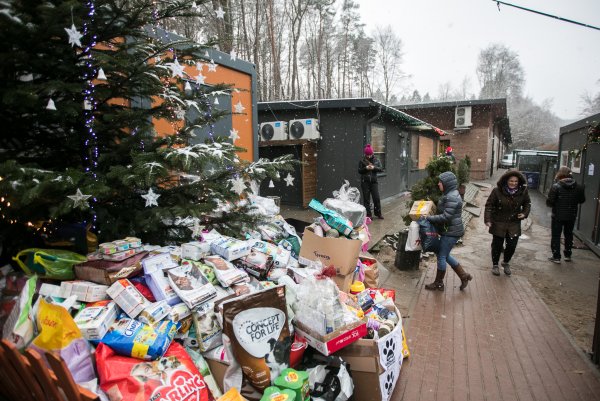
452;264;473;290
425;269;446;291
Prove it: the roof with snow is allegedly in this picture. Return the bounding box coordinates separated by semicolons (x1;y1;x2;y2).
258;98;447;135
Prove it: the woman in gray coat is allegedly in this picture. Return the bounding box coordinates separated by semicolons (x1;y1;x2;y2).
484;170;531;276
424;171;472;291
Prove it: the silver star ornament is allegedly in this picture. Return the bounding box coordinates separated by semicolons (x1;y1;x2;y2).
68;188;92;209
141;188;160;207
65;24;83;48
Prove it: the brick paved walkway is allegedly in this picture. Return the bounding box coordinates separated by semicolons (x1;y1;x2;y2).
393;268;600;401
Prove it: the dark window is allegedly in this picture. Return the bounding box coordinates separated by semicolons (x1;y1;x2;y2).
184;82;232;144
371;124;386;169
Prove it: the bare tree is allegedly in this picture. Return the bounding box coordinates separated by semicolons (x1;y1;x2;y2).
477;43;524;100
372;25;404;104
579;80;600;116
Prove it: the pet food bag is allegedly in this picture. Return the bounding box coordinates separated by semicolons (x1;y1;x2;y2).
101;316;178;360
204;256;250;287
222;286;292;392
96;341;214;401
30;298;96;383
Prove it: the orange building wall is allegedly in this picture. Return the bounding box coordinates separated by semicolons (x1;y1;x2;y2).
153;60;254;162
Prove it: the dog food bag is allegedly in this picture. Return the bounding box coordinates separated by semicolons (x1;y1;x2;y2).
96;341;214;401
167;264;217;309
30;298;96;384
192;302;223;352
222;286;292;392
204;256;250;287
101;316;178;360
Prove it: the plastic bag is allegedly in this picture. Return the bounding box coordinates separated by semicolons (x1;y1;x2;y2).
323;181;366;228
13;248;87;280
2;275;37;349
332;180;361;204
29;298;96;383
405;221;422;251
417;219;441;253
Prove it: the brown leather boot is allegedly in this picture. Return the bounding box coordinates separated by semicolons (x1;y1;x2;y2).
425;269;446;291
452;264;472;290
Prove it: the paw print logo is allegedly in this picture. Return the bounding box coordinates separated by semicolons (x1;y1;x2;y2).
382;338;396;367
383;370;395;396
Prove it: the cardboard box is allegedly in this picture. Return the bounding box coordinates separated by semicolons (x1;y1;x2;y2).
298;229;362;276
59;281;110;302
332;273;354;293
210;236;251;261
206;359;228;394
409;200;436;221
74;300;118;340
106;279;150;318
143;253;181;306
335;308;404;401
294;319;367;356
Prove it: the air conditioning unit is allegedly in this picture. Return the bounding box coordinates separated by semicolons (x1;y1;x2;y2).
288;118;320;140
259;121;288;141
455;106;472;128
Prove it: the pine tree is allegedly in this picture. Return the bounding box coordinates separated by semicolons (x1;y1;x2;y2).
0;0;296;259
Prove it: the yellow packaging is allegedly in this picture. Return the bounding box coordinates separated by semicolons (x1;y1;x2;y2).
402;327;410;359
409;200;437;220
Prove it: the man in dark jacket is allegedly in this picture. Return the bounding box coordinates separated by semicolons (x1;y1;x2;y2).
546;166;585;263
358;144;384;219
424;171;472;291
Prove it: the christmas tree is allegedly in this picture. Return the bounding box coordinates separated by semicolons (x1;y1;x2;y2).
0;0;296;260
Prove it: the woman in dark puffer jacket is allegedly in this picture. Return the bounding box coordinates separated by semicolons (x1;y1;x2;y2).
424;171;472;291
484;170;531;276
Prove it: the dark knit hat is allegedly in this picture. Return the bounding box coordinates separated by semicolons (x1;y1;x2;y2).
364;144;374;156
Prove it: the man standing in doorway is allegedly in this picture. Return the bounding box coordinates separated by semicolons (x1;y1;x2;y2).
358;144;384;219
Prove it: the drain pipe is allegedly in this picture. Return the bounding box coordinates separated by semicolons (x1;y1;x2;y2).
364;104;382;144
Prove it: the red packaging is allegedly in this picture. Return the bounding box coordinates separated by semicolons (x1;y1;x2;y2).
289;334;308;368
367;288;396;302
96;342;214;401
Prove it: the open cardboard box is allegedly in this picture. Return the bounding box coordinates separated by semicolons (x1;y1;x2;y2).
335;306;404;401
293;318;367;356
298;229;362;276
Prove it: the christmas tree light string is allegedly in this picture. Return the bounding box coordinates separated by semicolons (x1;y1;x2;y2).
81;0;99;229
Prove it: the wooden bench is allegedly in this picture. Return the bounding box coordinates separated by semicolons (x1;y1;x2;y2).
0;339;99;401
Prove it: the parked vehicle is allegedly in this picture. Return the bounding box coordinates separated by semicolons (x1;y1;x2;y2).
500;153;515;169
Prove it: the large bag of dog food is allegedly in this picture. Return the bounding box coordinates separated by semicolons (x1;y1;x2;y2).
221;286;292;393
96;341;214;401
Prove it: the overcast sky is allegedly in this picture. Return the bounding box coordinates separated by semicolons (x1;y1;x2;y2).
355;0;600;121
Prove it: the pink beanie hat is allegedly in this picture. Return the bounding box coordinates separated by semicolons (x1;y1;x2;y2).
364;144;374;156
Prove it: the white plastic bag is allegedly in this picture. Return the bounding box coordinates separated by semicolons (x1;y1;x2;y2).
405;221;422;251
324;180;366;228
332;180;361;204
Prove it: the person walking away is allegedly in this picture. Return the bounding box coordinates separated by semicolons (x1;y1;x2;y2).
484;170;531;276
546;166;585;263
445;146;456;163
358;144;384;219
424;171;472;291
